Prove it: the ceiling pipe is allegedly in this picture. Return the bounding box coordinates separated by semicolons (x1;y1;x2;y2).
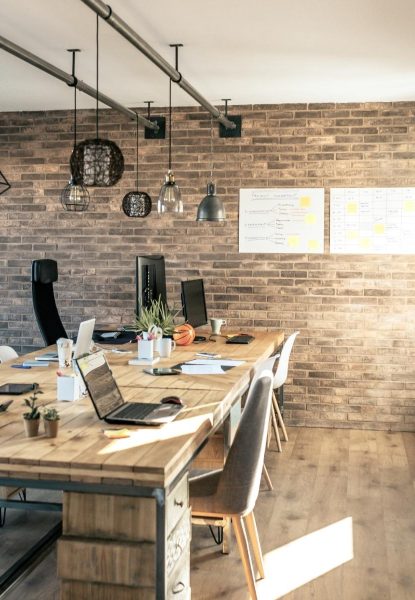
80;0;236;130
0;34;158;130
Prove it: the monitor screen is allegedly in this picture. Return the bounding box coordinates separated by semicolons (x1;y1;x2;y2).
136;256;167;314
181;279;208;329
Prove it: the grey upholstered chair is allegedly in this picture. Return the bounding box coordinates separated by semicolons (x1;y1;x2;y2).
190;370;273;600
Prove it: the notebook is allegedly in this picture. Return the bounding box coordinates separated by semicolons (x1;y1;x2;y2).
226;334;255;344
35;318;96;362
76;350;183;425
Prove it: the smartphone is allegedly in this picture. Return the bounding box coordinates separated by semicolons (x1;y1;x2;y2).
0;383;37;395
143;368;181;376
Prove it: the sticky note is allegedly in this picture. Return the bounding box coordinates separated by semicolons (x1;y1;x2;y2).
374;223;385;234
288;236;300;248
300;196;311;208
305;213;316;225
347;202;358;214
359;238;371;248
308;240;319;250
346;230;358;240
404;200;415;212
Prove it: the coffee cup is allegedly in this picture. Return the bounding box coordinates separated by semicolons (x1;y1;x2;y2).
159;338;176;358
210;318;227;335
56;338;73;368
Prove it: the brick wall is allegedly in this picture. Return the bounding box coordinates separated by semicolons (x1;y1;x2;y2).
1;101;415;431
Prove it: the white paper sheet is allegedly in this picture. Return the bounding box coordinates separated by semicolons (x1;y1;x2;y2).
188;359;245;367
180;364;226;375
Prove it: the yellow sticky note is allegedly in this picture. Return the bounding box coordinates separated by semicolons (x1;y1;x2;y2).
300;196;311;208
346;230;358;240
305;213;316;225
404;200;415;212
374;223;385;234
360;238;371;248
347;202;358;214
308;240;318;250
288;235;300;248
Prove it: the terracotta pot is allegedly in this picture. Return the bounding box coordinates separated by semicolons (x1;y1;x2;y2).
23;417;40;438
44;419;59;438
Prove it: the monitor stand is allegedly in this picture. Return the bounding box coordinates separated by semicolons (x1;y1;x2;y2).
194;335;207;342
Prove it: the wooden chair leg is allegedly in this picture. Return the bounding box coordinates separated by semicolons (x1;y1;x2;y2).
262;464;273;491
267;416;272;448
222;517;231;554
232;516;259;600
273;391;288;442
244;511;265;580
270;398;282;452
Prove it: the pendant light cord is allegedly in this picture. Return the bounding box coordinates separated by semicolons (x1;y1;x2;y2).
135;113;139;190
168;78;172;171
210;117;213;182
96;13;99;139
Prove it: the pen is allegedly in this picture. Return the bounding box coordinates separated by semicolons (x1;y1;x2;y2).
12;364;32;369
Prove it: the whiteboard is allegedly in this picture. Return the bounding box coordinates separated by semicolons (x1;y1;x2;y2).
239;188;325;254
330;187;415;254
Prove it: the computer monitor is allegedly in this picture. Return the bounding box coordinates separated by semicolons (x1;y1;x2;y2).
181;279;208;342
136;256;167;314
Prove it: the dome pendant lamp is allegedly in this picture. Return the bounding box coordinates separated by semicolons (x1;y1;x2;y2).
122;114;152;217
70;14;124;187
61;49;89;212
157;78;183;213
196;118;226;222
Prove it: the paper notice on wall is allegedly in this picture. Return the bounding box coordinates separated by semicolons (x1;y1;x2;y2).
330;187;415;254
239;188;324;253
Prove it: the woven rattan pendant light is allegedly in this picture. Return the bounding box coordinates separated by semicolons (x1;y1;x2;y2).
122;114;152;217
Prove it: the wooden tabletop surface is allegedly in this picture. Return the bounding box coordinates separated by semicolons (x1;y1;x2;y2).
0;331;283;489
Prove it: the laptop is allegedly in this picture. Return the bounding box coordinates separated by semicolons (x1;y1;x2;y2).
76;350;183;425
35;318;96;362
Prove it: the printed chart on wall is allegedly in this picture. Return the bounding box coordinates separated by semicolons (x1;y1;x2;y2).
239;188;324;253
330;187;415;254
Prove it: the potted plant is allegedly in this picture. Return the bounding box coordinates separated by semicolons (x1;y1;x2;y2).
134;296;176;338
42;407;60;438
22;387;43;437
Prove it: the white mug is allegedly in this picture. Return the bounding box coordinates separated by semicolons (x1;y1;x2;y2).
56;338;73;368
137;339;154;360
159;338;176;358
210;318;227;335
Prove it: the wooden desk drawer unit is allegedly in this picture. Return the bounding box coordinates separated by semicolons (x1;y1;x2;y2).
166;473;188;536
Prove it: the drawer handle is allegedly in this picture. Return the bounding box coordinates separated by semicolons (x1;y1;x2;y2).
173;581;185;594
174;499;184;508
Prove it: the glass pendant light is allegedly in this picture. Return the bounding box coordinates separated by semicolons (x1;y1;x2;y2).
122;114;152;217
61;50;89;212
70;15;124;187
196;118;226;221
157;78;183;213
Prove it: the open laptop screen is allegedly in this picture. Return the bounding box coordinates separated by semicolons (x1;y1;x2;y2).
77;351;123;419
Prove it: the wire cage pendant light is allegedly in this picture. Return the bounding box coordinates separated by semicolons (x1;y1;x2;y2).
61;50;89;212
70;15;124;187
196;118;226;222
122;115;152;217
157;78;183;214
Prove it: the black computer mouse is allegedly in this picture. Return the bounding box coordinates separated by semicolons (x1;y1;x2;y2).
160;396;183;406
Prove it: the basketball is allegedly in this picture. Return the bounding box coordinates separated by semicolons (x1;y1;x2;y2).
173;324;195;346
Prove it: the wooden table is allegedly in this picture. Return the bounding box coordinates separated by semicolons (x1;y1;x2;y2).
0;331;283;599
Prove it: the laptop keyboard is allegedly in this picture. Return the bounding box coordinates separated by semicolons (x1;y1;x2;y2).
113;403;156;420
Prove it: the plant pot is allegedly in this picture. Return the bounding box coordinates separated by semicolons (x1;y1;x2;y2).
23;417;40;438
44;419;59;438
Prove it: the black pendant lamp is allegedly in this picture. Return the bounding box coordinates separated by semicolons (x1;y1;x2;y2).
122;114;152;217
196;118;226;222
61;50;90;212
157;78;182;213
70;14;124;187
0;171;11;196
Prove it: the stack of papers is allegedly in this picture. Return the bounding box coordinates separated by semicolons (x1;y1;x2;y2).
178;359;245;375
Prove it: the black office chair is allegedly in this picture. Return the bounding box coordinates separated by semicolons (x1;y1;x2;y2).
31;259;67;346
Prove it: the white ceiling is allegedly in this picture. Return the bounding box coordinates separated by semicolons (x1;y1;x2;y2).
0;0;415;113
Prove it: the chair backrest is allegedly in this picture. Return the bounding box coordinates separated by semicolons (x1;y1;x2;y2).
0;345;18;364
246;354;279;404
273;331;299;389
214;371;273;516
31;259;67;346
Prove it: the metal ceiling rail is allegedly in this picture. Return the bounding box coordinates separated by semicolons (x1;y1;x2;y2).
0;34;157;130
80;0;236;130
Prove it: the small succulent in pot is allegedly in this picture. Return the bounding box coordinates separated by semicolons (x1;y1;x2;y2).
42;407;60;438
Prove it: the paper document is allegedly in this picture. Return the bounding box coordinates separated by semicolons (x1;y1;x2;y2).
187;359;245;367
180;364;227;375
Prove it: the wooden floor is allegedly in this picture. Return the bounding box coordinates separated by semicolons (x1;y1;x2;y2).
1;427;414;599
